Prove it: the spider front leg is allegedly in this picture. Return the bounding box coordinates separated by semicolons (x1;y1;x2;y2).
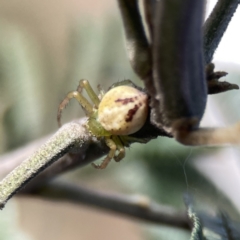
57;79;100;127
77;79;100;108
57;91;93;127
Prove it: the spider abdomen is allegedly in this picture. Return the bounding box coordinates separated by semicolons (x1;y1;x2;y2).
98;85;148;135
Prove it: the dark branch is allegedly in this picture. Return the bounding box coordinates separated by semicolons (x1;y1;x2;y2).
117;0;151;79
151;0;206;129
27;180;190;230
204;0;240;64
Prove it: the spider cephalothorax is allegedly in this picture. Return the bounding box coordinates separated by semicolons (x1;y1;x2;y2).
57;79;148;169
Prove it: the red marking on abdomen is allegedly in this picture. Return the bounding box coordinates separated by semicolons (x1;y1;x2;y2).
115;97;134;105
125;104;139;122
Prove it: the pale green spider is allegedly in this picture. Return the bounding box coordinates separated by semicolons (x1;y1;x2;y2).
57;79;148;169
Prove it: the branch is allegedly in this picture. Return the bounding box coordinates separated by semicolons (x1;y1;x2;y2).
151;0;206;128
0;115;171;209
119;0;239;129
26;180;190;230
204;0;240;64
0;118;108;209
117;0;151;79
0;135;50;179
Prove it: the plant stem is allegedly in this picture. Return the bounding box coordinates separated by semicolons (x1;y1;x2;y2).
204;0;240;64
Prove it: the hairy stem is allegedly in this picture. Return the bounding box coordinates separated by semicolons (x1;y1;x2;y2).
204;0;240;64
0;116;168;209
0;119;93;209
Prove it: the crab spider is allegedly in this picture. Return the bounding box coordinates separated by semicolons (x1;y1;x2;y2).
57;79;148;169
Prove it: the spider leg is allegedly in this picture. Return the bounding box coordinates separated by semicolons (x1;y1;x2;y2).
92;137;116;169
113;136;125;162
97;84;105;100
172;118;240;146
57;91;93;127
78;79;100;107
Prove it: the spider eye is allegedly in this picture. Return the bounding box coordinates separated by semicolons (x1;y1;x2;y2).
98;85;148;135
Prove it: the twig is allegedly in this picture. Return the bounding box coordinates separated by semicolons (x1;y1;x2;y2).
204;0;240;64
0;135;50;179
117;0;151;79
26;180;190;230
0;115;171;209
0;124;108;192
0;118;103;209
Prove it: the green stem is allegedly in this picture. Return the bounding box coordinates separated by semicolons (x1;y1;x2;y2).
0;120;90;209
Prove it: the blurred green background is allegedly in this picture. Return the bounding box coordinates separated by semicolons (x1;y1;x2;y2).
1;0;240;240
